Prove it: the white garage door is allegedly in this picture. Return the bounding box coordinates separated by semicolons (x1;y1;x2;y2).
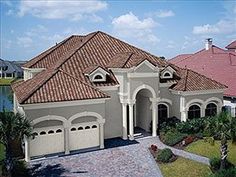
69;121;99;151
29;126;64;157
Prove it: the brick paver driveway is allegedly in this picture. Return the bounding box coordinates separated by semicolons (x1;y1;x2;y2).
29;137;163;177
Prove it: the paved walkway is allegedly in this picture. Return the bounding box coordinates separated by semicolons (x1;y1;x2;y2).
29;136;209;177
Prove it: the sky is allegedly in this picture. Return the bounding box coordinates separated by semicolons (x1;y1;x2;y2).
0;0;236;61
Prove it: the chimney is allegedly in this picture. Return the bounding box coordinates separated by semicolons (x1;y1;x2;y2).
205;38;213;50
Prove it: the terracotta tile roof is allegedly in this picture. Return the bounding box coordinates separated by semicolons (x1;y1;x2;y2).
168;54;193;64
170;45;235;96
226;40;236;49
12;68;109;104
170;67;227;91
13;31;227;104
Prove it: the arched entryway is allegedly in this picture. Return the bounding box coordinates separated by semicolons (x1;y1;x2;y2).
134;89;153;134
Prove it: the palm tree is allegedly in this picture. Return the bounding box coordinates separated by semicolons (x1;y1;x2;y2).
0;111;33;176
205;112;236;170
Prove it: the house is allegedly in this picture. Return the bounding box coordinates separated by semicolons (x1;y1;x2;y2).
170;38;236;117
0;59;23;79
12;31;226;161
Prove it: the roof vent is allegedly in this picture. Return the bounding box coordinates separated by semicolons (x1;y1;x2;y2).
205;38;213;50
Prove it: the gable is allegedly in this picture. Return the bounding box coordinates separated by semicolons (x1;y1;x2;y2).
134;60;157;73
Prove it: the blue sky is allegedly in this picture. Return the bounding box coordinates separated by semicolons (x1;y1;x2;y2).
1;0;236;61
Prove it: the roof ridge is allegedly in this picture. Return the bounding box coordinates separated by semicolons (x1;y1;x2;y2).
59;69;109;97
98;31;167;67
20;69;59;103
122;52;134;68
24;35;75;68
52;32;99;71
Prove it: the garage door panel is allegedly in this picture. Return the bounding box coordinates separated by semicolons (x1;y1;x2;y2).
69;122;99;151
30;126;64;157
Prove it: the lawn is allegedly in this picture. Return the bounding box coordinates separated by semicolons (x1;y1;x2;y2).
0;144;4;175
185;140;236;165
0;79;15;86
159;157;212;177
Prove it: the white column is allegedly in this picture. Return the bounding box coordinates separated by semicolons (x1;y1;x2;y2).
201;105;206;117
64;126;70;155
122;103;128;140
128;103;134;140
24;136;30;162
99;122;105;149
150;99;158;137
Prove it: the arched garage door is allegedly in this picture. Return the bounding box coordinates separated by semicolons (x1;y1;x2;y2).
29;126;64;157
69;121;99;151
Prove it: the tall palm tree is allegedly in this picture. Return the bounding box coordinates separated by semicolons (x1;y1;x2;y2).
0;111;33;176
205;112;236;170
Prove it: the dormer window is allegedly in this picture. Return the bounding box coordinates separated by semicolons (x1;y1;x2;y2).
160;66;176;79
84;66;110;83
92;73;106;82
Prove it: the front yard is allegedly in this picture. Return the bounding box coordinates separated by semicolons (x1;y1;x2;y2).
159;157;211;177
0;79;15;86
185;140;236;165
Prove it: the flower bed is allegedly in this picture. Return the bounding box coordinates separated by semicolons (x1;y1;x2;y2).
149;145;177;163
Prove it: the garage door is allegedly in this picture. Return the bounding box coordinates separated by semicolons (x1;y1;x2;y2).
69;121;99;151
29;126;64;157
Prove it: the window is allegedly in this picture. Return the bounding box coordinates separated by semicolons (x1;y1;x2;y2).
205;103;217;117
94;75;102;80
40;131;46;135
78;127;83;130
188;105;201;119
164;72;171;77
92;125;97;128
158;104;168;124
85;126;90;129
48;130;54;134
56;129;62;133
71;127;76;131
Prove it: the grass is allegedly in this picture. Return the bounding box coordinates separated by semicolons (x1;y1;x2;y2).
0;79;15;86
0;144;5;175
159;157;212;177
185;140;236;165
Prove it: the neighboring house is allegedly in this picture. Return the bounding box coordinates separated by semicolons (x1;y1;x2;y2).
0;59;23;79
12;31;226;161
170;39;236;117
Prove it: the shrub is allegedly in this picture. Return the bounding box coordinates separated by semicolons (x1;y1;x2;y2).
159;117;180;133
162;129;187;146
176;118;205;134
208;168;236;177
195;132;203;139
210;157;235;173
156;148;174;163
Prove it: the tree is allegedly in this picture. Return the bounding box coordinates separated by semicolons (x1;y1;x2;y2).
0;111;33;176
205;112;236;170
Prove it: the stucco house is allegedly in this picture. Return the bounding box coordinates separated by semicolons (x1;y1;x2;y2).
170;39;236;117
0;59;23;79
12;31;226;161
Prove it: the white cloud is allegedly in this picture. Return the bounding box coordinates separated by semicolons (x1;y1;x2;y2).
193;20;236;35
153;10;175;18
17;0;107;22
17;36;33;48
192;4;236;35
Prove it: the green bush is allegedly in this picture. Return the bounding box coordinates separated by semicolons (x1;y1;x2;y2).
208;168;236;177
162;129;187;146
156;148;174;163
210;157;235;173
176;118;205;134
159;117;180;133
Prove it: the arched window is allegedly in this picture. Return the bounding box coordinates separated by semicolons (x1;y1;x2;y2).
92;125;97;129
78;127;83;130
56;129;62;133
40;131;46;135
94;75;103;80
48;130;54;134
205;103;217;117
71;127;76;131
85;126;90;129
188;105;201;119
158;104;168;124
164;72;171;77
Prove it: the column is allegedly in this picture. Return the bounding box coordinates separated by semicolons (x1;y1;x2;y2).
122;103;128;140
129;103;134;140
150;99;158;137
201;105;206;117
24;136;30;162
99;122;105;149
64;126;70;155
181;110;187;122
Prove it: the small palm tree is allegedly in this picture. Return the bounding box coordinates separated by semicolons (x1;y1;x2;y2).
0;111;33;176
205;112;236;170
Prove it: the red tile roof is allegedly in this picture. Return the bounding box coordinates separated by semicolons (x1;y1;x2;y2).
170;45;236;97
226;40;236;49
13;31;227;104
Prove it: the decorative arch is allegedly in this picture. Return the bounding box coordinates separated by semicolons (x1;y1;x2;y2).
32;115;68;127
159;98;172;105
132;84;156;100
68;111;105;125
185;99;204;110
205;97;222;107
